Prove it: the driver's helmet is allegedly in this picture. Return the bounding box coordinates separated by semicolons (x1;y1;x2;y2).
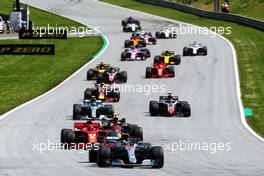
115;130;122;138
98;62;105;69
131;46;136;51
128;16;133;22
91;98;97;105
122;133;129;142
112;114;119;122
86;118;93;124
165;51;170;56
109;67;114;73
131;36;137;40
167;95;174;102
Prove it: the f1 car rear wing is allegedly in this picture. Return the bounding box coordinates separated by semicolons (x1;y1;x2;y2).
161;51;174;56
159;96;178;101
96;63;111;68
74;122;100;130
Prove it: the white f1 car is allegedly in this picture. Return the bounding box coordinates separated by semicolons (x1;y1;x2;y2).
155;27;177;39
123;23;141;32
0;16;4;33
183;42;207;56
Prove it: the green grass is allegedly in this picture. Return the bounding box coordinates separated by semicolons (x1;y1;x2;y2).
100;0;264;137
0;37;102;114
0;0;103;114
170;0;264;21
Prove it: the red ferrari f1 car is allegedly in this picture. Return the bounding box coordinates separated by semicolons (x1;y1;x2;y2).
145;63;175;78
61;119;100;149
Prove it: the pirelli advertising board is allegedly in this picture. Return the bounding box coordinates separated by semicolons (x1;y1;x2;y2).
0;44;55;55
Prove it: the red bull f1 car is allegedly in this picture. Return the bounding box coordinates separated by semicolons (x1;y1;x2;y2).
149;93;191;117
84;83;120;102
87;63;111;80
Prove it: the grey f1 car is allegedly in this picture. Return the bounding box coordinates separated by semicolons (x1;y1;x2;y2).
149;93;191;117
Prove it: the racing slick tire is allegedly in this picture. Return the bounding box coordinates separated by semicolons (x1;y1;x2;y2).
121;52;127;61
97;73;105;84
121;20;126;26
61;129;72;144
141;41;147;47
124;40;131;48
89;149;98;163
145;67;152;78
84;88;92;100
151;146;164;168
202;47;208;56
81;106;92;117
133;126;143;141
97;145;110;167
149;101;157;113
135;20;140;26
174;55;181;65
183;47;189;56
61;129;75;149
123;26;128;32
119;71;127;83
97;105;114;118
144;49;151;58
171;33;177;38
150;101;159;116
155;31;161;39
65;130;75;144
105;104;115;116
87;69;94;80
168;66;175;77
112;91;120;102
73;104;82;120
154;56;160;64
182;103;191;117
150;37;157;45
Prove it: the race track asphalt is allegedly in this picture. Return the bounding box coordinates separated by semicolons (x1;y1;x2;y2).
0;0;263;175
